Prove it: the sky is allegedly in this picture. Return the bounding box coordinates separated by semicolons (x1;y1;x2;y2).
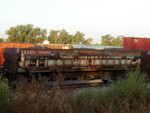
1;0;150;43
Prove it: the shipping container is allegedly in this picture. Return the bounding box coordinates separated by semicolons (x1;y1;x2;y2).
20;43;34;48
123;37;150;50
0;42;34;48
0;42;73;49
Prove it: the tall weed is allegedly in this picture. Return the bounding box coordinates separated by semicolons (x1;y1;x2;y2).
0;75;12;113
71;69;150;113
115;69;148;103
11;76;73;113
3;69;150;113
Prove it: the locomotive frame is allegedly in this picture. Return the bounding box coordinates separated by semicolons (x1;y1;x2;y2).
2;47;144;82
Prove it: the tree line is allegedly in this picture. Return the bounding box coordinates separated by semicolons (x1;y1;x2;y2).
0;24;123;46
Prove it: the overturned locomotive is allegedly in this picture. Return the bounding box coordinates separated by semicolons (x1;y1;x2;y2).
3;46;149;82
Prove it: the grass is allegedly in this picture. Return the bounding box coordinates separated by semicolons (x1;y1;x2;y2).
2;69;150;113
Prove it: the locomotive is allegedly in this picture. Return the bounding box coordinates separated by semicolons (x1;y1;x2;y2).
3;46;148;82
1;37;150;82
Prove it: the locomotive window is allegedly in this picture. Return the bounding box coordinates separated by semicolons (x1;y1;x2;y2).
39;59;45;66
30;59;36;66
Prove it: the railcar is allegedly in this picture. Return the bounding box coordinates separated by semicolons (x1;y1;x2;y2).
3;47;144;82
0;42;72;49
0;43;72;71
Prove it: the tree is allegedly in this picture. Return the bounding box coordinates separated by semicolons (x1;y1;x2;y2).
59;29;70;44
48;30;59;43
112;35;123;46
48;29;87;44
101;34;123;46
0;38;4;42
6;24;47;43
82;38;93;45
48;29;70;44
101;34;114;46
71;31;85;44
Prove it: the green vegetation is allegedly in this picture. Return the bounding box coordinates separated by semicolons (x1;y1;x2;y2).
5;24;93;45
0;38;4;42
2;69;150;113
0;75;12;113
71;69;150;113
101;34;123;46
3;24;125;45
6;24;47;43
48;29;92;44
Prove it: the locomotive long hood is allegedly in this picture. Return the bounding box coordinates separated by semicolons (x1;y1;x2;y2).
18;49;141;73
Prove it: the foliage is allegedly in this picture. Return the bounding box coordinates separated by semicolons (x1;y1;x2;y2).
3;69;150;113
48;29;93;45
101;34;123;46
98;69;148;111
0;75;12;113
6;24;47;43
1;23;128;45
0;38;4;42
70;31;85;44
113;69;147;102
48;30;60;44
48;29;71;44
81;38;93;45
5;24;94;45
71;69;149;113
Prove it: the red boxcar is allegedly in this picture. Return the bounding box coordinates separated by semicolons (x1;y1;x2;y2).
123;37;150;50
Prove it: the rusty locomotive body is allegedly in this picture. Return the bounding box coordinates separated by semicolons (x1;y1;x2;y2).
3;47;148;82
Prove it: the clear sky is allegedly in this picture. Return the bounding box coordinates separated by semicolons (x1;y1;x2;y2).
1;0;150;43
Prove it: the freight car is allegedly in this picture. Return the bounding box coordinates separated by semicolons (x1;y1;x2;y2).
3;47;145;82
0;43;72;68
0;42;34;48
0;42;72;49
